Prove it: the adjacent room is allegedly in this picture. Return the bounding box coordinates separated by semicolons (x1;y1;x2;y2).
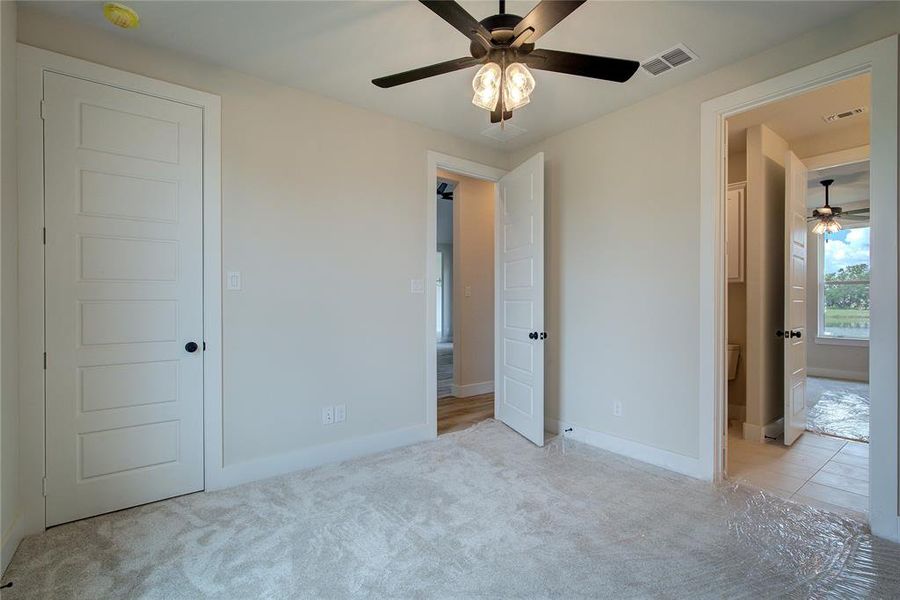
434;170;496;436
2;1;900;597
723;74;873;518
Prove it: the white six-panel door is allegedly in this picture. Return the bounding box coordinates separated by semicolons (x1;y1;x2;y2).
496;153;544;446
44;72;204;525
783;150;808;446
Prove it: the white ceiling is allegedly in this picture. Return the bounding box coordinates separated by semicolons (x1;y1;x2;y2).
727;74;871;151
807;160;869;209
23;0;875;150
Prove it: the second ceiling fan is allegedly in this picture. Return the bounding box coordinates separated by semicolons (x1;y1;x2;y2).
372;0;640;123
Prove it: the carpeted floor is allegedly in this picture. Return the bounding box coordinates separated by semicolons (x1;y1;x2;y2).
4;420;900;599
806;376;870;442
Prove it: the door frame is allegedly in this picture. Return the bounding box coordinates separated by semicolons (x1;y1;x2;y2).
17;44;223;536
424;151;505;436
699;36;899;540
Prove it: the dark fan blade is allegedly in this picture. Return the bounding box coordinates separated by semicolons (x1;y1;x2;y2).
843;209;870;216
841;215;869;221
420;1;493;47
373;56;482;88
524;49;639;83
437;182;447;194
512;0;585;46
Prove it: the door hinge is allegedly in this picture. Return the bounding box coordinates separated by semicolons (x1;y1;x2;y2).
42;227;46;244
43;352;47;369
42;476;48;497
40;99;46;120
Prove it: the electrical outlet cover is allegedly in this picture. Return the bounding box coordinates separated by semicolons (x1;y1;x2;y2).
322;406;334;425
334;404;346;423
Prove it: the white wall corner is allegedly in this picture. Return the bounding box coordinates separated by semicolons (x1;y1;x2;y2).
547;419;707;480
1;512;24;576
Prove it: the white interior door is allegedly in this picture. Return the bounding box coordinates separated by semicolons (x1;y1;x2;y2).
496;153;544;446
783;150;808;445
44;72;204;526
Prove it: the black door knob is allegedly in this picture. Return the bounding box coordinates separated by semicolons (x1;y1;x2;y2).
528;332;538;340
790;330;802;339
776;330;785;337
185;341;199;353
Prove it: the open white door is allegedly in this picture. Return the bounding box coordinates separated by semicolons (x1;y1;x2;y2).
783;151;808;445
496;153;544;446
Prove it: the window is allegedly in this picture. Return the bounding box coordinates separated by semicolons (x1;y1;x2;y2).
819;226;870;340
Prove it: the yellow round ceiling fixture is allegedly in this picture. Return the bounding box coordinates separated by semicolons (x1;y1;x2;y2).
103;3;140;29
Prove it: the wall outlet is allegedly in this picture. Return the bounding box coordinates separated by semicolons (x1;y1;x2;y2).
464;285;472;297
613;401;623;417
334;404;346;423
322;406;334;425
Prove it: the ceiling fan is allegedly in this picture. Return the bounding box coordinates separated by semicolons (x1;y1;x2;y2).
372;0;640;123
809;178;869;235
437;181;454;199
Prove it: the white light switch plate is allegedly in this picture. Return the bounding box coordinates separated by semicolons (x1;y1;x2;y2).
322;406;334;425
465;285;472;297
334;404;346;423
410;279;425;294
226;271;242;291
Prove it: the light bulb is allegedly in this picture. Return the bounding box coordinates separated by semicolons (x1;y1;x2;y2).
812;220;826;235
826;219;842;233
503;63;535;111
472;63;501;111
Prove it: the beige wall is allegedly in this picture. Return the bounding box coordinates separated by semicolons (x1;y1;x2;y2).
510;2;900;458
437;170;495;390
17;8;508;468
745;125;788;430
1;0;19;571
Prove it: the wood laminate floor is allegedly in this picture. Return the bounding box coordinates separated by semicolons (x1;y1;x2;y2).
437;393;494;435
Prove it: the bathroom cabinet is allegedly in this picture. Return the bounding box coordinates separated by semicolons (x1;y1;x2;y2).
726;182;745;282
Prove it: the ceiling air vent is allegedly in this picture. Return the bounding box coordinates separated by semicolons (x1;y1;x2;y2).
481;122;527;142
641;44;697;76
822;106;867;123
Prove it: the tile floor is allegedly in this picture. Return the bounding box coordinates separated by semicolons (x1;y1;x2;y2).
727;427;869;519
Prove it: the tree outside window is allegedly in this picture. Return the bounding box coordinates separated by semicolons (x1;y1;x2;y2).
821;227;870;339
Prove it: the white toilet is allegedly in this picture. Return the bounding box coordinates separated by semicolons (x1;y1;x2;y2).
727;344;741;381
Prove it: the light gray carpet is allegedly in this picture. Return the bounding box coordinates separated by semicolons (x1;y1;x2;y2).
4;420;900;599
437;342;453;398
806;376;870;442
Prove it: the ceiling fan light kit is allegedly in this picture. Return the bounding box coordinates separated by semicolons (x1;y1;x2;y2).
809;177;870;237
373;0;639;124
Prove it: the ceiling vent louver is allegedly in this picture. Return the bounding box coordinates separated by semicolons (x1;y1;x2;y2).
481;122;527;142
822;106;867;123
641;44;697;76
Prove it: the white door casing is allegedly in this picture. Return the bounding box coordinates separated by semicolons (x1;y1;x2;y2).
44;72;205;525
496;153;544;446
783;150;808;446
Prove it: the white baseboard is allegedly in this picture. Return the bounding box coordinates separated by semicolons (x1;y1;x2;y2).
207;424;433;491
807;367;868;382
450;380;493;398
742;417;784;443
547;419;706;479
1;512;24;576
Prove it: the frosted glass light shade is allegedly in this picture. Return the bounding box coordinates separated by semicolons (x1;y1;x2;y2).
503;62;535;111
472;63;502;111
